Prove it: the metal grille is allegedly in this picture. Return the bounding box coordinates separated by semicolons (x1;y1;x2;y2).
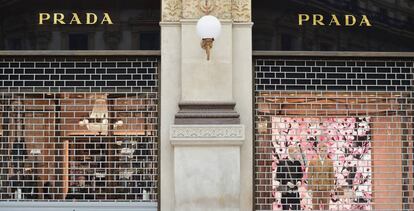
254;57;414;210
0;56;159;202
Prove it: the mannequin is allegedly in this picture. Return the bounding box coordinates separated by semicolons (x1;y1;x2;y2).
276;145;303;210
308;143;335;210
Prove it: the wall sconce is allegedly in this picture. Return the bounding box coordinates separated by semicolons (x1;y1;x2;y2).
196;15;221;60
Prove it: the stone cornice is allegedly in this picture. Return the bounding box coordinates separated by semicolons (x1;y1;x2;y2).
174;102;240;125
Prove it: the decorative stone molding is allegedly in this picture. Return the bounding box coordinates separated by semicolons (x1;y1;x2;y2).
162;0;251;22
175;102;240;124
232;0;251;22
162;0;182;22
182;0;232;20
170;125;245;145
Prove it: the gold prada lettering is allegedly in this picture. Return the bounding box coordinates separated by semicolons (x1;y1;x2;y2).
86;13;98;24
53;13;65;25
38;13;113;25
101;13;113;24
329;15;340;26
298;14;372;27
298;14;309;26
69;13;81;25
345;15;356;26
313;14;324;26
360;15;372;26
38;13;50;25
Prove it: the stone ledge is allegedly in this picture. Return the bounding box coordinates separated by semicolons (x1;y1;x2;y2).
174;102;240;124
170;124;245;146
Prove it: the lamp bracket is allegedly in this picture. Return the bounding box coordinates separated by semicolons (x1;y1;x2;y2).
201;38;214;60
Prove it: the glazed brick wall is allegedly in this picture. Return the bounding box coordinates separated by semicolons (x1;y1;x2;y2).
0;56;159;93
255;57;413;92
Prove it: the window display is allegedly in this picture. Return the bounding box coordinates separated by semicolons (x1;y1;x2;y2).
0;93;158;201
254;88;413;210
272;117;371;210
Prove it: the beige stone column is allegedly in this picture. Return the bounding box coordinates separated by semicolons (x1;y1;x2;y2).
161;0;252;210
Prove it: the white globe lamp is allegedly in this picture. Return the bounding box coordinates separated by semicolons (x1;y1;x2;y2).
196;15;221;60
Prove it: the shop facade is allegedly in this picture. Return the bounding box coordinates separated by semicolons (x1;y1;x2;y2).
0;0;413;211
253;54;413;210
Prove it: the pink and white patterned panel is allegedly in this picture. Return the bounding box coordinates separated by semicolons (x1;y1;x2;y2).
271;117;371;210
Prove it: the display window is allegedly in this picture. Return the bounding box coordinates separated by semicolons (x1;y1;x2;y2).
255;91;413;210
0;93;158;201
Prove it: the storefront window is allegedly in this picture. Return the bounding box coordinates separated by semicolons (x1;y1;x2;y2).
0;55;160;204
253;57;414;210
0;93;158;201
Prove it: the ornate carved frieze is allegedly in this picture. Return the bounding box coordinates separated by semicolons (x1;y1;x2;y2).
162;0;182;22
170;124;245;142
182;0;232;20
162;0;251;22
232;0;251;22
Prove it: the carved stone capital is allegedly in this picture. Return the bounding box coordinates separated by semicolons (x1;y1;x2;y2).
162;0;251;22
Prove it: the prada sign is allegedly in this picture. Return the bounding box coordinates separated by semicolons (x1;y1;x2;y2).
38;12;113;25
0;0;161;50
298;14;372;27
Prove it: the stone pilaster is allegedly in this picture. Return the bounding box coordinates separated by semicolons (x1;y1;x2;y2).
161;0;252;210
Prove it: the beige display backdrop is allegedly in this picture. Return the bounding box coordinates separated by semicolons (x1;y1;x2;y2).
371;117;403;210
